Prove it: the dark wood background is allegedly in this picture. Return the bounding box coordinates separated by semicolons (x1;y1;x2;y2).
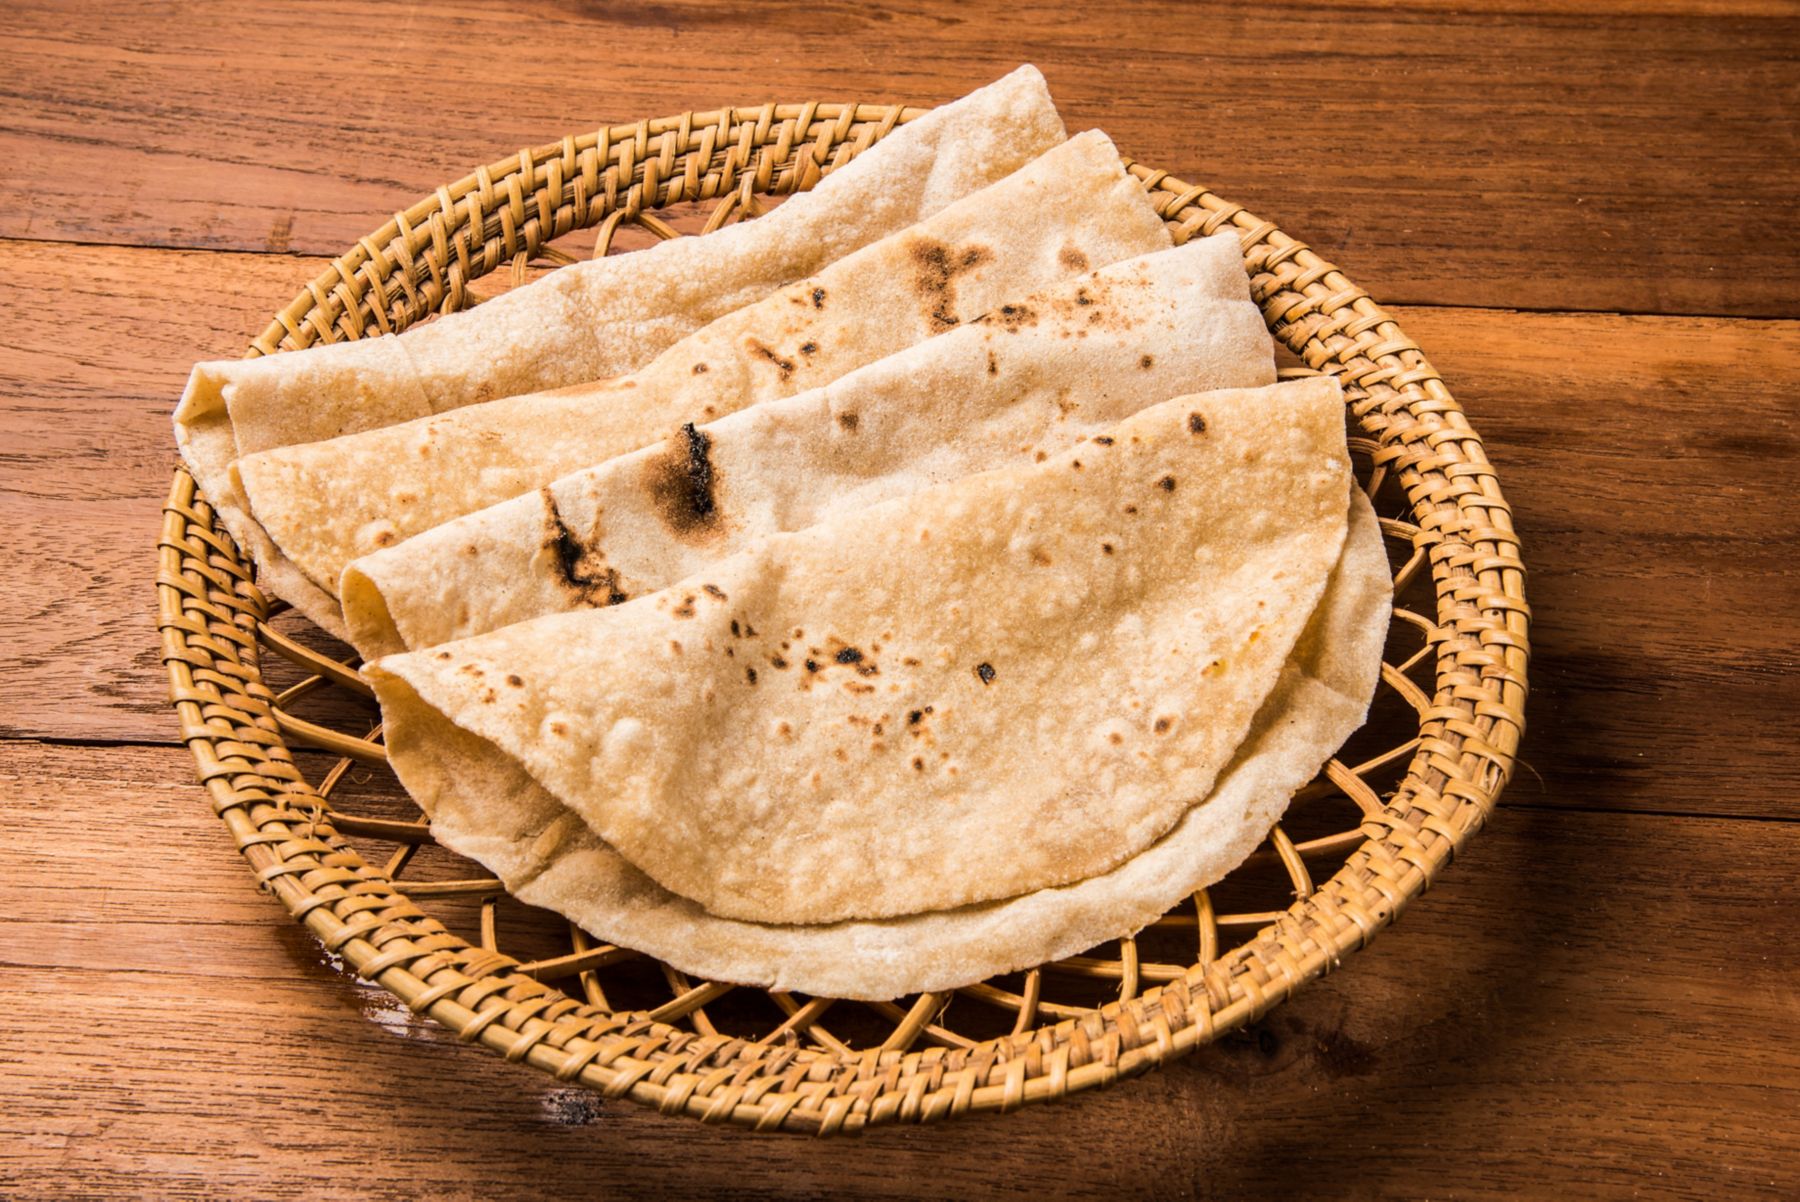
3;1;1796;1197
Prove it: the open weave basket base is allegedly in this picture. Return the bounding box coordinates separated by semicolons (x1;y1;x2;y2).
157;100;1528;1133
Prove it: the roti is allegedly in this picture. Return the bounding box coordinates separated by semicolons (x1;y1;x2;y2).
339;236;1273;659
379;487;1385;1000
365;378;1354;925
234;130;1172;634
173;66;1065;602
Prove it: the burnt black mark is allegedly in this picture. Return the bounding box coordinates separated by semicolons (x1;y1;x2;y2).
771;655;789;669
644;423;720;538
730;619;741;637
679;427;716;517
1094;436;1114;446
540;488;628;607
985;302;1036;332
835;647;864;664
1154;717;1172;734
910;238;994;333
1188;412;1207;434
800;341;818;355
745;667;758;685
748;340;797;381
811;286;827;309
1159;475;1177;491
975;662;996;685
804;659;821;673
703;583;727;600
1141;354;1156;370
1075;287;1094;306
1102;542;1115;555
986;351;998;376
506;674;523;687
837;412;859;432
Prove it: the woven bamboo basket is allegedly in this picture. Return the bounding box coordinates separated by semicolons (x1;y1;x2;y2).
157;99;1529;1133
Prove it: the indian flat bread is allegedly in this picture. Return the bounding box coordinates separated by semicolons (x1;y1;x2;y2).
365;379;1354;925
174;66;1065;574
235;130;1173;634
340;236;1273;659
379;481;1387;1000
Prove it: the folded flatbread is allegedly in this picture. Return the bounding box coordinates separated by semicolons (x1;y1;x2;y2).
373;482;1385;1000
174;66;1065;585
235;130;1174;634
341;236;1273;659
366;379;1354;927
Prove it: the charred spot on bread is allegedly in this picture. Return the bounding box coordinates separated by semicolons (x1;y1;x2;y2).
644;423;720;538
910;238;994;333
540;488;628;606
747;340;797;381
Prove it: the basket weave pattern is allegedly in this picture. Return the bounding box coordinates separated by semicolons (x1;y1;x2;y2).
156;102;1528;1132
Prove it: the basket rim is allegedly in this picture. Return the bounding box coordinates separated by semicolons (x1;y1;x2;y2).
157;100;1529;1134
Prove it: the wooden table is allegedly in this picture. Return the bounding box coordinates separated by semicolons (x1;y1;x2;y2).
4;2;1796;1196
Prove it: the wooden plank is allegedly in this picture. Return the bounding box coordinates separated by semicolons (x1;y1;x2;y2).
4;238;1796;822
0;740;1794;1197
1402;306;1800;822
0;240;370;744
2;0;1796;315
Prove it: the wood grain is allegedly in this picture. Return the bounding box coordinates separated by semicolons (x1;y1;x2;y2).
2;740;1794;1199
3;0;1796;315
4;3;1797;1189
3;238;1795;822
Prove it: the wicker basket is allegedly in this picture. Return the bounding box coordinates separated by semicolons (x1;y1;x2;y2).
156;99;1528;1133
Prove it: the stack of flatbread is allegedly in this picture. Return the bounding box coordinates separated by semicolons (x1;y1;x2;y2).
177;67;1391;1001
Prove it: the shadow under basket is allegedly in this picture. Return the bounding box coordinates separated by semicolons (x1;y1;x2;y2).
157;100;1529;1133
